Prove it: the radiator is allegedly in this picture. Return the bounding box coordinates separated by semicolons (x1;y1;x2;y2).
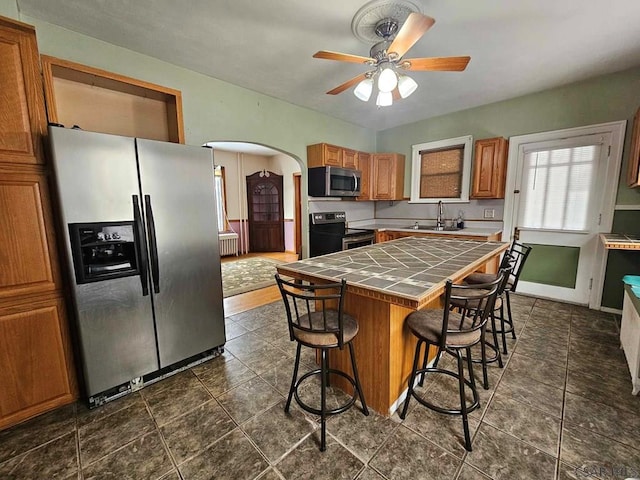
218;232;239;256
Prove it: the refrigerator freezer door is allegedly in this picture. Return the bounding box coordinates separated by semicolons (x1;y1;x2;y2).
49;127;159;396
136;139;225;367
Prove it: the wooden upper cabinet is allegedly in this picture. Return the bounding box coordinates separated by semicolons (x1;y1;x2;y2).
307;143;343;168
357;151;371;200
372;153;405;200
627;107;640;188
41;56;185;143
471;137;508;199
342;148;358;169
0;17;47;165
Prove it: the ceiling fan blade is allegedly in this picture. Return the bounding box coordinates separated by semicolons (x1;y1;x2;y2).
327;73;367;95
313;50;374;64
403;56;471;71
387;13;435;59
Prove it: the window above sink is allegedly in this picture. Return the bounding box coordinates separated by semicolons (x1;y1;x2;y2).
409;135;473;204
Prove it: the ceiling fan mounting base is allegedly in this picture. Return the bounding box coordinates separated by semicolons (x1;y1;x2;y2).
374;18;398;39
351;0;422;44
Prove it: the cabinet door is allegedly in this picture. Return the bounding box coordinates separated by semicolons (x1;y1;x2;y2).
323;144;342;167
372;153;404;200
342;148;358;169
471;137;508;199
372;154;395;199
627;107;640;188
0;19;46;165
357;151;371;200
0;296;76;428
0;170;60;299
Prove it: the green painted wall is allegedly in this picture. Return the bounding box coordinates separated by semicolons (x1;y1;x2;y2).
377;67;640;309
0;0;18;18
6;10;640;308
19;15;376;163
602;212;640;308
376;67;640;205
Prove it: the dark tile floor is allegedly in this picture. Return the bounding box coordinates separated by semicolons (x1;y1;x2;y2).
1;295;639;480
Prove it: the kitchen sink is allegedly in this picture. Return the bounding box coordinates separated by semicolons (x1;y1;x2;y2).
405;225;462;231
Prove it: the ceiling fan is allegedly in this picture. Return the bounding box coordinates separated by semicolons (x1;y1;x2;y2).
313;12;470;106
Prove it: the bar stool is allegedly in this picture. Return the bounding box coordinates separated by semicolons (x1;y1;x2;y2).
399;275;503;452
451;264;513;389
275;274;369;452
464;242;532;354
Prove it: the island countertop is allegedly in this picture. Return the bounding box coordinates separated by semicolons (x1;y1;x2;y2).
277;236;508;311
276;236;508;415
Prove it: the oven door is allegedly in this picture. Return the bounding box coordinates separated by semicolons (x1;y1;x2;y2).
309;232;343;257
342;234;374;250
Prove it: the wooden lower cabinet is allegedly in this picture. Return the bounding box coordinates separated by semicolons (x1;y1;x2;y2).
0;295;76;430
0;16;78;430
0;169;60;299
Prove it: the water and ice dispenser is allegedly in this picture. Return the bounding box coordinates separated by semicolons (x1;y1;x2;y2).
68;222;140;284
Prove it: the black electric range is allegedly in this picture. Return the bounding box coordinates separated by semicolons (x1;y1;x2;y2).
309;211;375;257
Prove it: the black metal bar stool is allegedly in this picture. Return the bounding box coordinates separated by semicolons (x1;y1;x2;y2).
399;275;503;452
275;274;369;452
464;242;532;354
451;264;513;389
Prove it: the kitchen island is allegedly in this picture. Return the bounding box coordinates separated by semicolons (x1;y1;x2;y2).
276;236;509;415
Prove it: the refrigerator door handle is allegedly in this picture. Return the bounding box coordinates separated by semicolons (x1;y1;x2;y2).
144;194;161;294
133;195;150;296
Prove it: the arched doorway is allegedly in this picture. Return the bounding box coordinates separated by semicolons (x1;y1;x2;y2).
204;141;303;257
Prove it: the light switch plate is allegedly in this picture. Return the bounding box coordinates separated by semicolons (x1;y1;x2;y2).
484;208;495;219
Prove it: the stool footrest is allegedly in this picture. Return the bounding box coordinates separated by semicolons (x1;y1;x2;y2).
293;367;357;417
410;367;480;415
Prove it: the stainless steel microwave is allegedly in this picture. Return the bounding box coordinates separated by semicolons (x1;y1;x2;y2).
308;166;361;197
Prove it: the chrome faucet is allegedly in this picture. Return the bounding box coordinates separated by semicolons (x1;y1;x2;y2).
436;200;445;230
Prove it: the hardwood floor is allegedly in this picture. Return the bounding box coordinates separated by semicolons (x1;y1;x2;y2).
222;251;298;317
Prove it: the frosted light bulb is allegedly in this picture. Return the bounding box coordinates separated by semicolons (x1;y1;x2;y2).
376;91;393;107
398;75;418;98
354;78;373;101
377;67;398;93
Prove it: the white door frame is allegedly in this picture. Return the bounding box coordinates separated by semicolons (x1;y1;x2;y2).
503;121;626;308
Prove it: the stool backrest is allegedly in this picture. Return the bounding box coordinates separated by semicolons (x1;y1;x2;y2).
507;242;532;292
440;272;505;349
275;274;348;348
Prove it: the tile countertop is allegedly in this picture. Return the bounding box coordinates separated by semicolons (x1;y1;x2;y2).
277;236;508;308
600;233;640;250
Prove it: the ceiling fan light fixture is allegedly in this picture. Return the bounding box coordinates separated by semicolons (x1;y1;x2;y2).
354;78;374;101
377;66;398;93
376;90;393;107
397;74;418;98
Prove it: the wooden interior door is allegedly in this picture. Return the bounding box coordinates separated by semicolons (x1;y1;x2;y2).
246;171;284;252
294;173;302;258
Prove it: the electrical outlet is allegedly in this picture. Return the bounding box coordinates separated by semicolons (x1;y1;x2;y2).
483;208;495;219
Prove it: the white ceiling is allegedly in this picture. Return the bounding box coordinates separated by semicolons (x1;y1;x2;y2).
17;0;640;131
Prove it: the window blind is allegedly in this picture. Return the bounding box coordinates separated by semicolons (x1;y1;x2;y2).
519;144;599;231
419;147;463;198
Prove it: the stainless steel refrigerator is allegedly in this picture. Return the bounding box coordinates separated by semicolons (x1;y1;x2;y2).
49;126;225;405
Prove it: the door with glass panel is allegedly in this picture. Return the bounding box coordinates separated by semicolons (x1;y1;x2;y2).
510;133;612;304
